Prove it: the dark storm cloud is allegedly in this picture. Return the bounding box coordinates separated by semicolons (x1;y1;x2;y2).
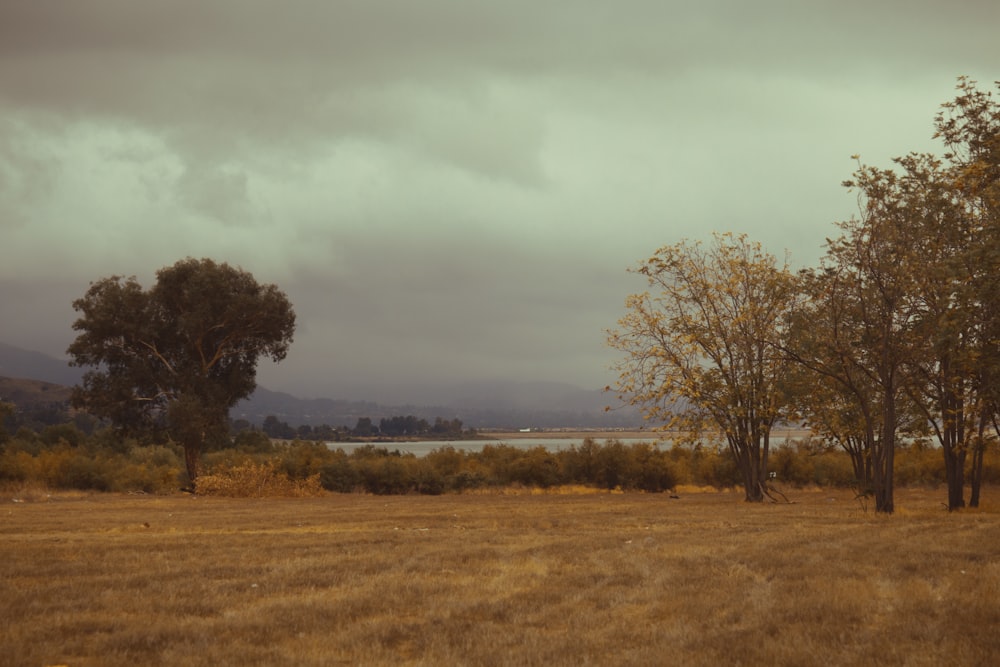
0;1;997;399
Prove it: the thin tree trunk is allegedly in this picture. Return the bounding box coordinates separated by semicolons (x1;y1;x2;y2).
872;367;900;514
184;445;200;486
943;445;967;511
969;418;987;507
734;440;764;502
969;444;984;507
743;451;764;502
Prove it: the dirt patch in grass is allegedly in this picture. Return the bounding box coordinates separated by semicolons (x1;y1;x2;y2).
1;488;998;666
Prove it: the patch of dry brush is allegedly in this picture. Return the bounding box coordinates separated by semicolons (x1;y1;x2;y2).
194;460;324;498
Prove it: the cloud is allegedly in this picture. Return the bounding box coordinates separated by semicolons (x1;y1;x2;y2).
1;1;997;399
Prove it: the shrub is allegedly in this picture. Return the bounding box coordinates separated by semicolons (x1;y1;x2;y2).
665;444;694;486
693;446;740;489
232;430;274;454
57;454;112;491
507;447;562;488
354;456;416;495
810;450;857;488
9;428;44;455
559;439;601;486
627;443;677;492
319;451;358;493
446;469;488;492
276;440;337;479
591;440;634;489
424;446;466;478
40;423;87;448
769;443;815;487
472;444;524;486
895;443;945;486
196;460;323;497
411;463;446;495
128;444;183;470
0;449;38;482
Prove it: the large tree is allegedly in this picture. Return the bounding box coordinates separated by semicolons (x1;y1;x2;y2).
784;205;922;515
68;258;296;484
608;233;796;502
782;267;878;492
933;77;1000;507
784;78;1000;513
809;159;929;515
897;151;988;511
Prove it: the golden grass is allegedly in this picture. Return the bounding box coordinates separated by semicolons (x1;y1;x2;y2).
2;488;998;666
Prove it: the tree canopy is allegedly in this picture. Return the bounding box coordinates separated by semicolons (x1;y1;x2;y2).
611;77;1000;513
608;232;796;502
67;257;296;483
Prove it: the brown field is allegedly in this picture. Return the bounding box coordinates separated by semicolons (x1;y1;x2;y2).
2;487;999;666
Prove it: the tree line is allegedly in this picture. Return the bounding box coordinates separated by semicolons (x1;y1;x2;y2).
5;419;998;496
255;414;474;440
609;77;1000;513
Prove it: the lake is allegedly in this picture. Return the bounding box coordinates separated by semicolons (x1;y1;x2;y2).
324;429;813;457
327;436;663;457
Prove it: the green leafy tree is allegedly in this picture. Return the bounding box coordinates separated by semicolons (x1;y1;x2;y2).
262;415;296;439
352;417;377;437
67;258;295;484
608;233;796;502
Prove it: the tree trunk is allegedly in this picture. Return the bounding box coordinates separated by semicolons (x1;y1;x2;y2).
873;380;898;515
871;439;895;514
969;437;985;508
743;473;764;502
184;445;200;486
736;438;766;503
848;448;871;492
943;445;967;511
871;449;893;514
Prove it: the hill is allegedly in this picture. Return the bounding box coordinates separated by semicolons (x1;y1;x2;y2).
0;342;642;429
0;342;84;386
0;376;73;408
231;384;641;430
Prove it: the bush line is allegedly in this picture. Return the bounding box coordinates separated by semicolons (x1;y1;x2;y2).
3;424;999;497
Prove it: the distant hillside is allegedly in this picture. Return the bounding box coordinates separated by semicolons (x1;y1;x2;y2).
0;341;644;430
0;342;83;386
233;384;642;430
0;376;73;408
232;387;387;428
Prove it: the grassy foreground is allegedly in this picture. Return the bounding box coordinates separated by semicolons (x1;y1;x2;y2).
2;487;999;666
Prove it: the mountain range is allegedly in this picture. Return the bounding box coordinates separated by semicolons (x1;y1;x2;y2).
0;342;641;430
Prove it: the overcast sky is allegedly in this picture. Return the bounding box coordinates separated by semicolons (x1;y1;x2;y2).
1;1;997;401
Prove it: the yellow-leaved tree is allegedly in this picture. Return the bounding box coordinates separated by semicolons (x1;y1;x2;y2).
608;233;797;502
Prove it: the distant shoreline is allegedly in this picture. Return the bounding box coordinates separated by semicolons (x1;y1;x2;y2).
479;430;654;440
478;429;813;441
329;428;814;445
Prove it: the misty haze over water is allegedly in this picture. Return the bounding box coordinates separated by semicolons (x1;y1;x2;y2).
325;434;804;458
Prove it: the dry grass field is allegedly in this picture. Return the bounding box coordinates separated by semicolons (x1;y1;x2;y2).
2;487;999;666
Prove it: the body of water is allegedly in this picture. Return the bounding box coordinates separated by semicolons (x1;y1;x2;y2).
324;431;812;457
325;436;676;457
